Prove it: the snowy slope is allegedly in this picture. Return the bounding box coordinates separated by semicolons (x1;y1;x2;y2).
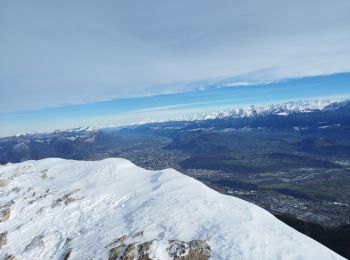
0;158;344;260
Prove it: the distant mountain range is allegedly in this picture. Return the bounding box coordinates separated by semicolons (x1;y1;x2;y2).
1;98;350;258
1;99;349;164
9;99;348;138
171;99;340;121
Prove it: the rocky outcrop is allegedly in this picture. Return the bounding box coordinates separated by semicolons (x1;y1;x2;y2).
107;233;210;260
51;189;80;208
0;231;8;249
0;206;11;223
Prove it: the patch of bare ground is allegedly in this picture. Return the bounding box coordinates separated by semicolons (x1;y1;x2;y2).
11;187;20;193
0;207;11;223
0;179;9;187
137;241;152;260
28;191;49;205
108;244;124;260
109;241;152;260
51;189;80;208
108;233;151;260
107;232;210;260
171;240;210;260
62;249;72;260
121;243;136;260
59;238;73;260
41;169;48;179
0;231;8;249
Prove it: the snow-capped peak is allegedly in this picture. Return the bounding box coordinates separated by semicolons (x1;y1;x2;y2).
54;125;101;134
10;99;346;138
0;158;344;259
173;99;336;122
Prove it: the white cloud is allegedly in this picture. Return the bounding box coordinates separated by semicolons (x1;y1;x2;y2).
0;0;349;113
224;81;273;87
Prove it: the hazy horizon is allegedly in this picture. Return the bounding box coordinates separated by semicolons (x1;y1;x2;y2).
1;0;350;136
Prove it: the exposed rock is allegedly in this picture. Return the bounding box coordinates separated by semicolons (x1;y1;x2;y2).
60;237;73;260
169;240;187;257
11;187;20;193
0;207;11;222
41;169;48;179
108;244;124;260
51;200;61;208
108;235;128;260
174;240;210;260
29;191;48;205
121;243;135;260
1;158;337;260
36;207;44;214
65;197;78;205
0;231;8;249
38;193;48;199
25;235;44;251
107;235;128;248
137;241;152;260
51;189;80;208
116;235;128;244
62;250;72;260
0;179;9;187
65;237;72;245
106;233;210;260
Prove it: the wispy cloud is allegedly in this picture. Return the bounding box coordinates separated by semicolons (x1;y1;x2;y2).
224;81;273;87
128;102;207;114
0;72;350;136
1;0;350;113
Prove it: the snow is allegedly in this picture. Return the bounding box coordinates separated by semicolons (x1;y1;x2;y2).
174;99;336;122
10;99;347;139
110;99;337;125
0;158;345;259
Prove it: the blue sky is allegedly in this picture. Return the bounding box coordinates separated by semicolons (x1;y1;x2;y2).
1;0;350;136
1;72;349;136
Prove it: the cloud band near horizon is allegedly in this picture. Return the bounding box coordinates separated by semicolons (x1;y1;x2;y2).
1;0;350;113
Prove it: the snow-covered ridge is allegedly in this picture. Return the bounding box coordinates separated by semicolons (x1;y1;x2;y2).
54;126;101;133
173;99;337;122
0;158;344;259
14;126;102;138
113;99;343;125
11;99;347;138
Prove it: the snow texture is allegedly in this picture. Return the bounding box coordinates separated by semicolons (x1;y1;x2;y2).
0;158;345;259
